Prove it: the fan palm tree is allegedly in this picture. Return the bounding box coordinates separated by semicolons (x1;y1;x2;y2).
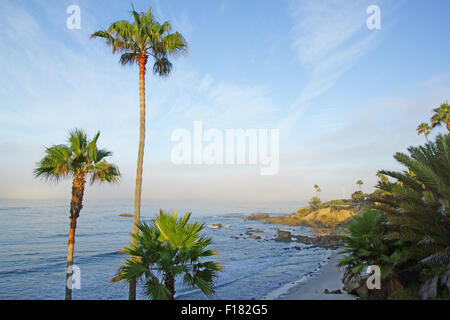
34;129;120;300
90;5;187;299
416;122;432;142
356;180;364;192
430;101;450;132
113;210;223;300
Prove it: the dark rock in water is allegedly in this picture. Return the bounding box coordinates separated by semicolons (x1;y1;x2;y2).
273;230;344;249
275;229;292;242
324;289;342;294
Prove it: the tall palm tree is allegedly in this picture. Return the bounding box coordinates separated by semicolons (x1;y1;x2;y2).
34;129;120;300
90;6;188;299
313;184;321;198
113;210;223;300
416;122;432;142
430;101;450;132
356;180;364;192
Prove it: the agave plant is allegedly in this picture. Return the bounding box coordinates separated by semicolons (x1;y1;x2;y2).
113;210;223;300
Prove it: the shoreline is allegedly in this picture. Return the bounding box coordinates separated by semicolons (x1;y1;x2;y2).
265;251;356;300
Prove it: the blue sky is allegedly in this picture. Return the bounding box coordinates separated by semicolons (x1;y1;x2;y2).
0;0;449;204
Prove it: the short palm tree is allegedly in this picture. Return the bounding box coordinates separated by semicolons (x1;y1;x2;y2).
90;5;187;299
416;122;432;142
113;210;223;300
34;129;120;300
430;101;450;132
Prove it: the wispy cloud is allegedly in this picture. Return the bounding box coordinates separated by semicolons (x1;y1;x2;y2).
278;0;387;138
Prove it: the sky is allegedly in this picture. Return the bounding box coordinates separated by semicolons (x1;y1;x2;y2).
0;0;449;205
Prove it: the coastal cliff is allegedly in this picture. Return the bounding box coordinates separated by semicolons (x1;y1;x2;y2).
248;201;362;234
246;200;365;249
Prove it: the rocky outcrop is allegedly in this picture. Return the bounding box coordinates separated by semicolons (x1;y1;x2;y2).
247;213;269;221
247;207;357;234
324;289;342;294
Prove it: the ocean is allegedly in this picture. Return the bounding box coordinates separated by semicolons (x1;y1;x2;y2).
0;199;334;300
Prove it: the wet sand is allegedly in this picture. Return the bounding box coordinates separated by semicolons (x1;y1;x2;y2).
276;252;356;300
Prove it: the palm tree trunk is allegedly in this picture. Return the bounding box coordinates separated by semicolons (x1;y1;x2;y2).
129;54;148;300
164;271;176;300
65;173;85;300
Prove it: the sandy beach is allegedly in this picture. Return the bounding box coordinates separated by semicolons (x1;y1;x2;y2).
274;252;356;300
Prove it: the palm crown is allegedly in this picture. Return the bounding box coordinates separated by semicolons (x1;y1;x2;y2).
430;101;450;131
416;122;432;142
34;129;120;185
90;6;187;75
356;180;364;192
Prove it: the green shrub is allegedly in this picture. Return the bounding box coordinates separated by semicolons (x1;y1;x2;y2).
309;196;322;210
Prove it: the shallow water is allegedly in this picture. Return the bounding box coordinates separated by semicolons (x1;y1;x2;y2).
0;199;332;300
